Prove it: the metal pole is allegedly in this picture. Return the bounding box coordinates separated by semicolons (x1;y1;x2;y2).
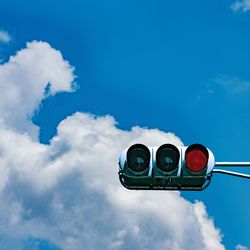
215;162;250;167
212;169;250;179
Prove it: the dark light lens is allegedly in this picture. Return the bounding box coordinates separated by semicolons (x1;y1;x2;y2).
185;144;208;173
156;144;180;172
127;144;150;172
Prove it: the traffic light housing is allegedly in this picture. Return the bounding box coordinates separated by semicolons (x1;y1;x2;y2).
118;143;215;191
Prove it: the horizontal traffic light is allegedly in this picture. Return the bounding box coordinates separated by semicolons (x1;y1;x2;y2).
118;143;215;191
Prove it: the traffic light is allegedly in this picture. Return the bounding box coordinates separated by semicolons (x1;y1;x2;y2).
118;143;215;191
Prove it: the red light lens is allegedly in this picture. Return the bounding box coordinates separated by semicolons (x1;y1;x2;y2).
185;149;208;172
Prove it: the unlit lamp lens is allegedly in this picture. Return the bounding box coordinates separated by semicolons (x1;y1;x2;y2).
156;144;180;172
127;144;150;172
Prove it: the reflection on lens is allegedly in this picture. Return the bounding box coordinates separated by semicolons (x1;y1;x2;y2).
127;144;150;172
156;144;180;172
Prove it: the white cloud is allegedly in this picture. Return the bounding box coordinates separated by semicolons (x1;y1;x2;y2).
236;244;249;250
231;0;250;12
0;41;75;139
214;75;250;93
194;202;225;250
0;41;226;250
0;30;11;43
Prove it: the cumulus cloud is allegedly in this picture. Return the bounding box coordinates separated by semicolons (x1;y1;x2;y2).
0;30;11;43
231;0;250;12
0;41;75;138
0;41;226;250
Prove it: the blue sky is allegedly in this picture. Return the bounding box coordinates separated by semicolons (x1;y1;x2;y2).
0;0;250;250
